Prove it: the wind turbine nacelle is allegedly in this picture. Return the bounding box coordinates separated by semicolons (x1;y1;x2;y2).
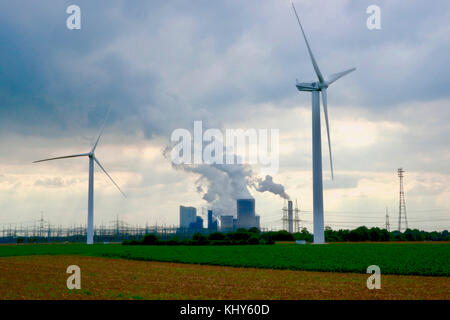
296;81;320;92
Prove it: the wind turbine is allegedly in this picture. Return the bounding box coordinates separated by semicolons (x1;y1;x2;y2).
33;111;126;244
290;1;355;243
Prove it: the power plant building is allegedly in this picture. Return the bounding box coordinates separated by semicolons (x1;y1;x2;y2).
207;210;218;231
237;199;260;229
220;215;234;232
179;206;197;228
189;216;204;230
180;199;260;233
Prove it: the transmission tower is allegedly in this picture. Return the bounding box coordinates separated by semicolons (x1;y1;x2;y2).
294;199;301;232
385;207;390;232
282;199;288;231
39;211;44;238
397;168;408;232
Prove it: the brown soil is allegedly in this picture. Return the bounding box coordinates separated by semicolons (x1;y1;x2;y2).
0;255;448;300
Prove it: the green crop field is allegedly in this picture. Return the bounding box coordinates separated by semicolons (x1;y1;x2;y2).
0;243;448;276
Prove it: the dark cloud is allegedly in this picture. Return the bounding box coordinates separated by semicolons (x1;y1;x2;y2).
2;0;448;140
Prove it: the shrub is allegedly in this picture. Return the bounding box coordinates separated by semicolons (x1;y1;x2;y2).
192;233;209;245
210;240;232;245
261;231;294;242
261;237;275;245
208;232;226;241
248;227;261;234
228;231;251;242
122;240;141;245
142;234;159;245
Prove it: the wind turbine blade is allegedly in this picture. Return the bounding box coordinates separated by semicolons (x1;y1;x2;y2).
327;67;356;85
321;88;334;180
93;156;126;198
290;0;324;83
91;108;111;153
33;153;89;163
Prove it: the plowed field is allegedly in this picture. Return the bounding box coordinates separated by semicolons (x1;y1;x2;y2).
0;255;448;300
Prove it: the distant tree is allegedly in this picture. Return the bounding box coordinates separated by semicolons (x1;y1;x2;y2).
142;234;159;245
355;226;370;241
227;231;250;242
293;228;313;242
379;229;390;241
369;227;382;241
208;232;226;241
248;227;260;234
392;231;406;241
325;227;341;242
248;236;260;245
192;233;209;244
273;230;294;241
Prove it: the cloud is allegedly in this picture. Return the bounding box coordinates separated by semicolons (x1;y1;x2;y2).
324;174;360;190
1;0;449;136
34;177;78;188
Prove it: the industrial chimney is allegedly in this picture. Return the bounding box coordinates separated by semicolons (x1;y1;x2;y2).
288;200;293;233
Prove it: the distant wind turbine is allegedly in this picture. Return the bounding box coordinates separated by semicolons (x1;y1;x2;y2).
290;1;356;243
33;111;126;244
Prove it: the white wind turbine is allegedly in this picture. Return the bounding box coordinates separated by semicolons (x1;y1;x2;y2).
290;1;356;243
33;111;126;244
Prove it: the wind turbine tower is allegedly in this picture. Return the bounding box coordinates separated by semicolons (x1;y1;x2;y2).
33;111;126;244
290;1;356;243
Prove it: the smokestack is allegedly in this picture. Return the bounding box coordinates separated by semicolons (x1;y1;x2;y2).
288;200;293;233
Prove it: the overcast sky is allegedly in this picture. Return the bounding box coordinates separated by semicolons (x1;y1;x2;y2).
0;0;449;232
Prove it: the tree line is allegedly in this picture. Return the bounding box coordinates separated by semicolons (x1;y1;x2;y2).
296;226;450;242
123;227;276;246
124;226;450;245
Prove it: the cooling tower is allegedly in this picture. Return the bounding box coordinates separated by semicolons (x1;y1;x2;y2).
237;199;257;229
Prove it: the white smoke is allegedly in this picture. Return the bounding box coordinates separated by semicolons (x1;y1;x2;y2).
252;175;290;200
174;162;289;216
164;131;290;216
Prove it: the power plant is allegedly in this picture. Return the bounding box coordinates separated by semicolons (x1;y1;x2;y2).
179;199;261;234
